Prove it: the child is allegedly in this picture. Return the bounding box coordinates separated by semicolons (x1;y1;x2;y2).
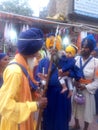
58;44;83;95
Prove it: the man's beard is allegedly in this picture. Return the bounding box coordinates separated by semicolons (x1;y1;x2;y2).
27;57;36;70
47;50;63;66
53;51;61;65
47;51;51;60
80;50;91;58
57;50;65;58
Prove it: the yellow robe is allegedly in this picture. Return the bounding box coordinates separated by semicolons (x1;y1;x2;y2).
0;54;38;130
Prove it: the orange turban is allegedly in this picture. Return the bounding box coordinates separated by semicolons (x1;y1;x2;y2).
45;35;62;50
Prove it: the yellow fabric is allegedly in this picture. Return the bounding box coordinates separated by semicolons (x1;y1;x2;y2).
65;45;77;56
45;35;62;50
0;53;38;130
95;69;98;77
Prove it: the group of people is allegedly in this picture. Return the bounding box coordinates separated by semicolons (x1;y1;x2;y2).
0;27;98;130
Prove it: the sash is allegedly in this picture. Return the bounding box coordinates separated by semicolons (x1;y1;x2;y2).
79;78;92;84
80;56;93;78
79;56;93;84
9;62;37;90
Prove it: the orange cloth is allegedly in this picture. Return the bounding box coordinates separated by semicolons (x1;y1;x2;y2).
45;35;62;50
79;78;93;84
15;53;37;130
95;70;98;77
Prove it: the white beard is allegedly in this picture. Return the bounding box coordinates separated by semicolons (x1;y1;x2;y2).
58;50;65;58
27;57;36;70
47;51;51;60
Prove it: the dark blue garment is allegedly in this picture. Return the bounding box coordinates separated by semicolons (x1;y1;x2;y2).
58;55;83;81
37;58;71;130
0;76;3;87
95;89;98;115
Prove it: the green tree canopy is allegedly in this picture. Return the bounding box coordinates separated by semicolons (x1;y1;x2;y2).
0;0;33;16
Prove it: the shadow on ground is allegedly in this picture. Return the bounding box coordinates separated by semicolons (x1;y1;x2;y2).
69;115;98;130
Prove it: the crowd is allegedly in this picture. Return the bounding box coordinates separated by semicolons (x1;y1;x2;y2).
0;27;98;130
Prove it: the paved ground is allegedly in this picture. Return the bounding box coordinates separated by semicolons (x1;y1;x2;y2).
69;115;98;130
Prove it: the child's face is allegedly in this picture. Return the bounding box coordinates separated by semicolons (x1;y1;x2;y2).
65;51;73;58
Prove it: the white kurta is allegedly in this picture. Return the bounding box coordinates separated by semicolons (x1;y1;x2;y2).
72;56;98;123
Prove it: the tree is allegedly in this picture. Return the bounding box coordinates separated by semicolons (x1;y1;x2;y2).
0;0;33;16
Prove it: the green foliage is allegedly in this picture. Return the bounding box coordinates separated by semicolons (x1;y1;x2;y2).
0;0;33;16
39;7;48;18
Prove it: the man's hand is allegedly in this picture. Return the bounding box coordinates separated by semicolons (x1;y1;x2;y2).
38;73;47;80
78;84;86;90
37;97;48;109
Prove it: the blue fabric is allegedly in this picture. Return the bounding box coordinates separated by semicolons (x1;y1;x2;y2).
0;53;7;60
17;28;44;55
94;47;98;57
36;58;71;130
80;56;93;78
47;32;55;37
82;34;96;52
58;55;83;81
0;77;3;87
95;89;98;115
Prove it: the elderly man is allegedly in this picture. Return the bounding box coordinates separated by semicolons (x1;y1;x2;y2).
36;33;72;130
0;28;47;130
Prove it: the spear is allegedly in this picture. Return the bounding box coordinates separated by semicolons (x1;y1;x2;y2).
36;25;59;130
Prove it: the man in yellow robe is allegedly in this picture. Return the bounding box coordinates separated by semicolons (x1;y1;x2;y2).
0;28;47;130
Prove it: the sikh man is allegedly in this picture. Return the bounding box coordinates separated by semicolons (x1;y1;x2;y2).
0;28;47;130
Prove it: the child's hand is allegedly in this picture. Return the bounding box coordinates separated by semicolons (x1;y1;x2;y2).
58;69;63;76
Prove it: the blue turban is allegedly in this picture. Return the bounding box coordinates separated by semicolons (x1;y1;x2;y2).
81;34;96;52
17;28;44;55
0;53;7;60
47;32;55;37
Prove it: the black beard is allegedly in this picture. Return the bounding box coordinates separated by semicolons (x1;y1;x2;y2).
81;50;91;58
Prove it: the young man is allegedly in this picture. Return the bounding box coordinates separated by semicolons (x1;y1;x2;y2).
0;28;47;130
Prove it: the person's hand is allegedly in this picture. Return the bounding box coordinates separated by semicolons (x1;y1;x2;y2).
73;80;80;88
78;84;86;90
58;69;63;76
62;71;69;77
38;73;47;80
37;97;48;109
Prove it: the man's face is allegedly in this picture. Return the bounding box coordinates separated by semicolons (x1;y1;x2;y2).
65;51;73;58
80;47;91;58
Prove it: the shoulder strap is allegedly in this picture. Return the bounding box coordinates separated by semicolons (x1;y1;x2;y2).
80;56;93;78
9;62;37;90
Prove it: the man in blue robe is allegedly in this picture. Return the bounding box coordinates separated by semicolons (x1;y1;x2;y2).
36;45;72;130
